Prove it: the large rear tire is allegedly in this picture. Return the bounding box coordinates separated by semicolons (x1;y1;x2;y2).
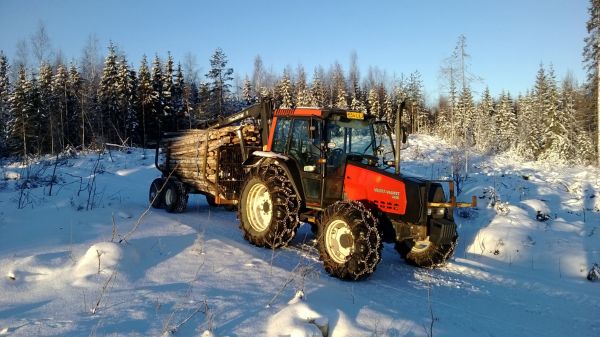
395;235;457;268
317;201;382;280
238;164;301;248
163;180;188;213
149;178;166;209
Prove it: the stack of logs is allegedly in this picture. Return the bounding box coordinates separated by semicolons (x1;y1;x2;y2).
162;124;261;194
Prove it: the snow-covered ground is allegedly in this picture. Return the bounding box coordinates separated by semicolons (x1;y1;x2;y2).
0;135;599;337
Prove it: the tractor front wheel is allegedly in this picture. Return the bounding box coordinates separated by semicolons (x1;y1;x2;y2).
317;201;382;280
395;235;457;268
238;164;301;248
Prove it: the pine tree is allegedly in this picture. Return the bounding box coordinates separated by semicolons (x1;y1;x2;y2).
137;55;153;147
205;48;234;118
0;52;10;156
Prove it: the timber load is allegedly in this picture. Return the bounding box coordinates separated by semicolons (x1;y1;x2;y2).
158;124;261;202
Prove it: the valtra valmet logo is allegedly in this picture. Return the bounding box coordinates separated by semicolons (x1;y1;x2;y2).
373;187;400;199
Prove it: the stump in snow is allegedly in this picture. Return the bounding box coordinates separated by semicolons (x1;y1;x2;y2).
587;263;600;282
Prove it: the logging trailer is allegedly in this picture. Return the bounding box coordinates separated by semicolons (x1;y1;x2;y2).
150;100;476;280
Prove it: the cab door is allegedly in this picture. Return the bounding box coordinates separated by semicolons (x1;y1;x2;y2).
287;118;323;207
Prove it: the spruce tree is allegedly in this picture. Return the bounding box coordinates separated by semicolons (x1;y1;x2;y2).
367;88;380;116
98;43;120;143
310;69;325;107
52;63;69;150
38;63;56;153
67;63;82;147
9;65;35;156
150;55;164;139
205;48;233;118
242;76;253;105
137;55;153;147
474;87;496;152
495;91;517;152
162;53;175;131
583;0;600;164
173;63;185;130
278;71;294;108
295;65;311;107
0;52;10;156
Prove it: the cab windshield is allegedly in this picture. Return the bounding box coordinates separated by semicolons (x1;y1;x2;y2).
326;118;395;166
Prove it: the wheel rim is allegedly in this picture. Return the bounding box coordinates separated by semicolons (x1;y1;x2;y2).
165;187;174;206
411;237;432;253
246;182;272;232
324;219;355;264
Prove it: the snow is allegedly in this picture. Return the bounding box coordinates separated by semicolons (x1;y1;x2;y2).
0;135;599;336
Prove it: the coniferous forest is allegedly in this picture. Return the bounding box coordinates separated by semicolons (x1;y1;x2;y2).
1;2;598;166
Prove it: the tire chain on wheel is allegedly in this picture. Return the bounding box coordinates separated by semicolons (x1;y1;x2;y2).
318;200;382;280
238;163;301;248
395;234;457;268
165;180;189;213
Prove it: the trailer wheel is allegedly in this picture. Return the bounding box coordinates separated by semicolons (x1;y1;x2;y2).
395;235;457;268
317;201;382;280
149;178;165;208
205;194;217;207
164;180;188;213
238;164;300;249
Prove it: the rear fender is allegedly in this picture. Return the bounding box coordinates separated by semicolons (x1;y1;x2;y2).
243;153;305;205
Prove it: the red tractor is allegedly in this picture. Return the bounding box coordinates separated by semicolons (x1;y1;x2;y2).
151;101;475;280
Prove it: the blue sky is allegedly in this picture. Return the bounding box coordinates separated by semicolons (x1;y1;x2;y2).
0;0;589;103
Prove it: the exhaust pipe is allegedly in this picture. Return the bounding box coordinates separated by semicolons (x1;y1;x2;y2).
395;101;405;175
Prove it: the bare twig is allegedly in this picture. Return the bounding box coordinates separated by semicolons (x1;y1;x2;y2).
120;164;179;243
90;269;117;315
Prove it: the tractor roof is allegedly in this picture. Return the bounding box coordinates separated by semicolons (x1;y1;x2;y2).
273;107;371;121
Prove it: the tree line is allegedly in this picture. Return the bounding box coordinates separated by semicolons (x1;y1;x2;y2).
0;17;598;165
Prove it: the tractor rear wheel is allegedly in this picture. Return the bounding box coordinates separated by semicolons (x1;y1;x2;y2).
238;164;301;248
149;178;165;209
163;180;188;213
395;235;457;268
317;201;382;280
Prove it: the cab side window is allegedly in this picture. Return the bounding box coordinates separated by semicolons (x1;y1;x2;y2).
272;118;291;153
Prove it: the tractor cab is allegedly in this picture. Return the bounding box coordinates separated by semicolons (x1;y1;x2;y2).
265;108;402;209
